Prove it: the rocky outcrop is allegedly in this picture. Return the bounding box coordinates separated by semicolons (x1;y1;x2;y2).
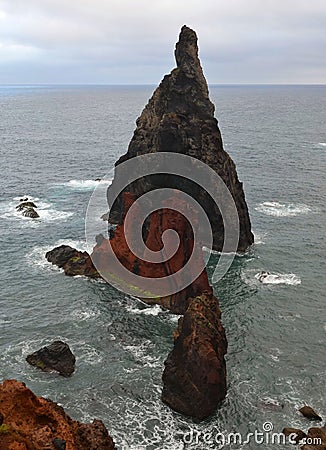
108;25;253;252
45;245;100;278
16;201;37;211
0;379;115;449
95;194;227;418
26;341;76;377
45;26;241;420
300;406;323;421
284;407;325;448
162;292;227;419
47;192;228;419
22;207;39;218
92;192;213;313
16;200;40;219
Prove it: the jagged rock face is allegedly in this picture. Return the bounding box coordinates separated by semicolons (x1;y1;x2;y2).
92;192;212;313
93;193;228;418
46;190;228;419
21;207;39;218
109;25;253;252
45;245;100;278
26;341;76;377
0;379;116;450
162;292;227;420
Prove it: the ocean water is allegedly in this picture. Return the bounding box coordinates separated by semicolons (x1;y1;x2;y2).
0;84;325;449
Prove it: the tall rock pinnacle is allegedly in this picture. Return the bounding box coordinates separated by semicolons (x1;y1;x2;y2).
109;25;253;252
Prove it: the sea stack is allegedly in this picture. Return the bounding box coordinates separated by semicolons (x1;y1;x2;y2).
108;25;253;252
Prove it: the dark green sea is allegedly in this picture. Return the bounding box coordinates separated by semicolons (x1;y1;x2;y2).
0;85;325;449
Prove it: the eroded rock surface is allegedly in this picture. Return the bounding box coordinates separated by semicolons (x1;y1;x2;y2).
162;291;227;419
26;341;76;377
108;25;253;252
45;245;100;278
0;379;115;450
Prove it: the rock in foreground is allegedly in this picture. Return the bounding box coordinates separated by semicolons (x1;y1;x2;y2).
0;379;115;450
26;341;76;377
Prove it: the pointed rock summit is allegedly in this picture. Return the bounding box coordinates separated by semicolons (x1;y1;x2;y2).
109;25;253;251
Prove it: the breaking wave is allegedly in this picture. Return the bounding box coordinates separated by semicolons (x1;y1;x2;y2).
255;201;312;217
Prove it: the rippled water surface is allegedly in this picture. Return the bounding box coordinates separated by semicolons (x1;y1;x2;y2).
0;85;325;449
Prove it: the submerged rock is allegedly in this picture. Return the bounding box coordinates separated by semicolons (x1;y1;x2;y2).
26;340;76;377
300;406;323;421
108;25;253;252
45;245;100;278
0;379;115;449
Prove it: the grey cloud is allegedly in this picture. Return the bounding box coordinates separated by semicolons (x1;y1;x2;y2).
0;0;325;84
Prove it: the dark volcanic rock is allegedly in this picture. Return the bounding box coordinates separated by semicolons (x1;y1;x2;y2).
16;201;37;211
46;245;100;278
108;25;253;252
53;438;67;450
300;406;323;421
162;292;227;419
26;340;76;377
21;206;39;218
0;379;116;449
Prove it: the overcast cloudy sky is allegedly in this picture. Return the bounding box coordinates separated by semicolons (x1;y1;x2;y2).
0;0;325;84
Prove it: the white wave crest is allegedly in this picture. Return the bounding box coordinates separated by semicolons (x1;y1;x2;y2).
26;239;88;272
242;269;301;286
253;231;267;244
254;272;301;285
318;142;326;147
58;179;112;190
125;304;164;316
0;196;73;224
255;201;311;217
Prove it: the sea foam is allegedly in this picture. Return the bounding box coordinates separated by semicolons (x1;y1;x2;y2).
242;269;301;286
255;201;311;217
57;179;112;190
0;196;73;225
26;239;88;272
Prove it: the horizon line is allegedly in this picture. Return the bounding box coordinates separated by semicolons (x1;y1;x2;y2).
0;83;326;87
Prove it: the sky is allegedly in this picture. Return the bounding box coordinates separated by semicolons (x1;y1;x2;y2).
0;0;325;85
